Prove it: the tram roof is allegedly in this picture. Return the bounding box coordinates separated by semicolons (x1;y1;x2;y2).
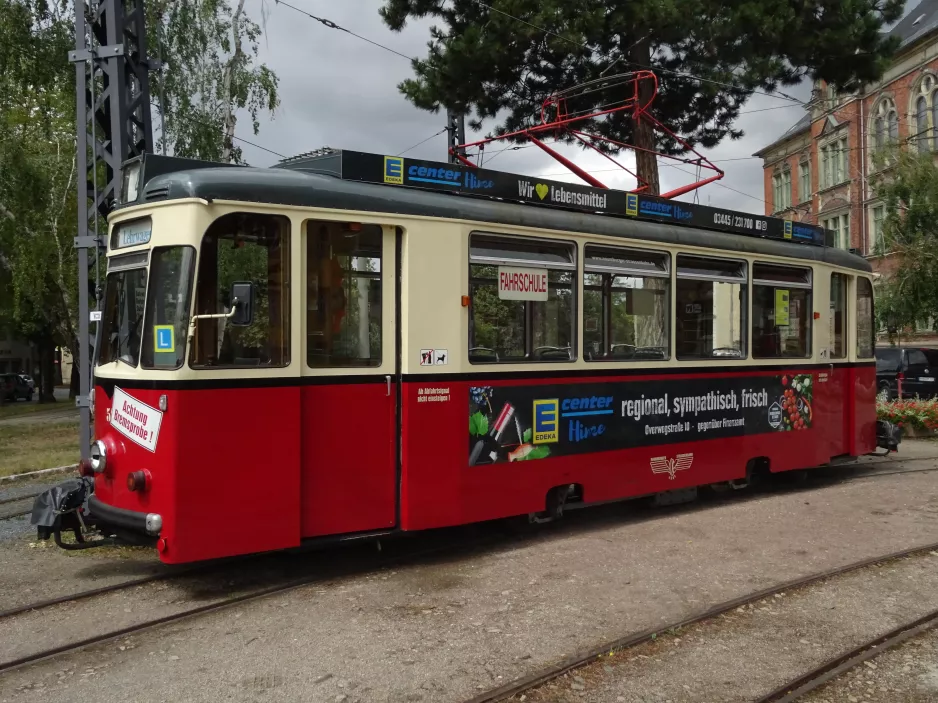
119;151;871;273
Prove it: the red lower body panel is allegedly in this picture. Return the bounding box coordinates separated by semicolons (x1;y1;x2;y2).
89;364;876;563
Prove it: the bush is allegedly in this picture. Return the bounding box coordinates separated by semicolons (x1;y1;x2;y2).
877;396;938;432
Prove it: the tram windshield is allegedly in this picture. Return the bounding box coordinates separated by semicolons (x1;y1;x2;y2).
98;247;197;369
99;261;148;367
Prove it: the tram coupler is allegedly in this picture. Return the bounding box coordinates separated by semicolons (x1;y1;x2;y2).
876;419;902;453
30;476;107;549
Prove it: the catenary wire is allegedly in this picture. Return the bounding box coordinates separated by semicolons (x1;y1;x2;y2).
396;128;448;156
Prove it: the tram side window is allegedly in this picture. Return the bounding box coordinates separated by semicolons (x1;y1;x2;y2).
190;213;291;368
857;277;875;358
583;245;669;361
676;255;747;360
305;221;383;368
751;263;812;359
830;273;847;359
469;234;576;363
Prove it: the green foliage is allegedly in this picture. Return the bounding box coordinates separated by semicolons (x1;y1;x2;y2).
0;0;280;381
380;0;903;191
871;150;938;331
148;0;280;163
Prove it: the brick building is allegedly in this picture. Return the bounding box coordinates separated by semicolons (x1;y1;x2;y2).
754;0;938;279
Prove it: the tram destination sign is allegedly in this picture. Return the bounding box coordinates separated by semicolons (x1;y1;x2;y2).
330;150;827;246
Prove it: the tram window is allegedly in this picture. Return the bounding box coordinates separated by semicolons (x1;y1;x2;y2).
305;221;382;368
583;245;669;361
99;261;148;368
751;263;812;359
141;246;197;369
190;213;291;368
857;277;875;358
469;233;576;363
830;273;848;359
675;255;747;360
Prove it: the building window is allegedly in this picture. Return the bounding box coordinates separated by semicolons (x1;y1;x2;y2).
798;160;811;203
820;138;847;189
916;96;929;152
583;245;670;361
306;221;383;368
751;263;812;359
675;255;747;360
872;96;899;154
870;205;886;254
822;214;850;250
468;233;576;363
910;74;937;153
772;168;791;211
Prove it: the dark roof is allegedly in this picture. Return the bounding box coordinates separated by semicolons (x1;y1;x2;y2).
138;164;871;273
888;0;938;49
752;112;811;157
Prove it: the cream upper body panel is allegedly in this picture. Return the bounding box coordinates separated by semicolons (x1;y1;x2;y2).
97;195;874;382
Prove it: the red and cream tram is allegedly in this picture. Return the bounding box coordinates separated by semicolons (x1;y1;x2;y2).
32;149;900;564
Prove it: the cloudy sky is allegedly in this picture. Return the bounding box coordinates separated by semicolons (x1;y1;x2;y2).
233;0;817;215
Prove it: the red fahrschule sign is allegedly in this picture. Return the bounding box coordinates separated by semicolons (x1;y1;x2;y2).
497;266;549;301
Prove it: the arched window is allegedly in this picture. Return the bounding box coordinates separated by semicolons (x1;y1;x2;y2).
933;90;938;150
870;96;899;157
917;96;929;152
911;74;936;153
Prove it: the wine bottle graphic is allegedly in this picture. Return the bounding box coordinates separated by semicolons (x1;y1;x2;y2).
469;402;515;466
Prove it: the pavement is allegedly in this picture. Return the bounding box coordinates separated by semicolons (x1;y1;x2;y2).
0;443;937;702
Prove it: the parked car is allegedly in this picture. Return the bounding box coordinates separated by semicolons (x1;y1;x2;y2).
1;373;33;402
18;373;35;391
875;346;938;399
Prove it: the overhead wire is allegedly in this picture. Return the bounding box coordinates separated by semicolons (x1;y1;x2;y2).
150;100;287;159
396;128;448;156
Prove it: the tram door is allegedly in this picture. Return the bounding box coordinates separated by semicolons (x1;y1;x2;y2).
300;221;399;538
827;273;851;458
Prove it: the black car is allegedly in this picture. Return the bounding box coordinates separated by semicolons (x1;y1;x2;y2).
875;346;938;399
1;373;33;402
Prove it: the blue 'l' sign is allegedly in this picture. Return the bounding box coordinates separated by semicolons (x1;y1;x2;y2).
154;325;175;353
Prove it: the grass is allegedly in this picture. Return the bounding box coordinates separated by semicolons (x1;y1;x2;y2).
0;400;76;421
0;419;80;477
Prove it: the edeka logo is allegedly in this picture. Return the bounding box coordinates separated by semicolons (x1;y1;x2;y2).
532;399;559;444
626;193;638;217
384;156;404;184
784;221;793;240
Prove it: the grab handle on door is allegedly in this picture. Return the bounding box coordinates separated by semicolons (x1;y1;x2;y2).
385;375;391;397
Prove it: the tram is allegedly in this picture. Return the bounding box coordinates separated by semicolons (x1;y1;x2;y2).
31;148;901;564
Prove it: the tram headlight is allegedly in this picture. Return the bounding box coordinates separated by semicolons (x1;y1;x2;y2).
89;439;107;474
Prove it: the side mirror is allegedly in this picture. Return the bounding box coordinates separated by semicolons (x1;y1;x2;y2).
229;282;254;326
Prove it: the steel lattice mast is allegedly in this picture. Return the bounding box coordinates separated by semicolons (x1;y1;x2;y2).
71;0;154;459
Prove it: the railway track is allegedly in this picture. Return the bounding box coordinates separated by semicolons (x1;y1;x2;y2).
0;523;516;675
755;607;938;702
2;455;937;680
463;540;938;703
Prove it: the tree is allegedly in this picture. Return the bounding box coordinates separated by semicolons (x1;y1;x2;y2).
148;0;280;163
871;149;938;333
0;0;281;406
380;0;903;194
